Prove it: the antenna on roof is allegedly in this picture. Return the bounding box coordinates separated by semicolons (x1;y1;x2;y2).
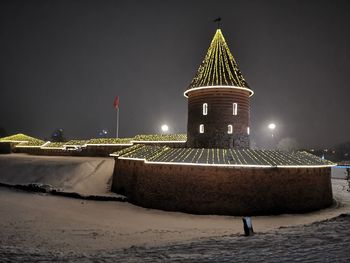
213;17;222;28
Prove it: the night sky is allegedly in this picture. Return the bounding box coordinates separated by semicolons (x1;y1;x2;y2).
1;0;349;148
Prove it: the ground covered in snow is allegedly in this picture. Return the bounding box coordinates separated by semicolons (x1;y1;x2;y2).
0;154;350;262
1;189;349;262
116;215;350;262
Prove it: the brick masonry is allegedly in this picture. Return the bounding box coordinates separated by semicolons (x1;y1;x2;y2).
186;88;250;148
112;158;333;216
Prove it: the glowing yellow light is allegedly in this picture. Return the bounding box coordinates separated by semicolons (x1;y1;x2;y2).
186;29;252;96
112;145;335;168
131;140;186;144
116;156;335;169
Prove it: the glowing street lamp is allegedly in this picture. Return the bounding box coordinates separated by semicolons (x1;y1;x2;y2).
268;123;276;138
161;124;169;133
268;123;276;130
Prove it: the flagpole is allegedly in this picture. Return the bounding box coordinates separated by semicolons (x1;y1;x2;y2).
113;96;120;138
116;107;119;138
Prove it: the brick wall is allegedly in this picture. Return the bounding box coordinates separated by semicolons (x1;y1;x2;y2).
186;88;250;148
112;159;333;215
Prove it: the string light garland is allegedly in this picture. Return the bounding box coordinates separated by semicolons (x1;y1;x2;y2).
0;133;44;146
186;29;251;95
7;133;187;152
4;132;334;169
133;134;186;142
114;145;335;168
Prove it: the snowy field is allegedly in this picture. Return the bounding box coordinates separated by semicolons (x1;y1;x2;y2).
0;154;349;262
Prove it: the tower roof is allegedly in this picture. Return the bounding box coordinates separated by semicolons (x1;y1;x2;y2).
185;29;253;97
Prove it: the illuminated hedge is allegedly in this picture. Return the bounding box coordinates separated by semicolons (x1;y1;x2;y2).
133;134;187;142
16;140;46;147
117;145;334;167
0;133;44;145
115;144;143;156
43;142;66;148
87;138;133;144
64;140;88;146
1;133;187;148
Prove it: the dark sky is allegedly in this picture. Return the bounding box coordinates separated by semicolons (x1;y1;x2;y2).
1;0;349;148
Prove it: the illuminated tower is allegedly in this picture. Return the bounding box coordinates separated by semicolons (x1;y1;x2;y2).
185;29;254;148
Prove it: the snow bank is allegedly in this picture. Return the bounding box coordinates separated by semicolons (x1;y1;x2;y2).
0;154;115;195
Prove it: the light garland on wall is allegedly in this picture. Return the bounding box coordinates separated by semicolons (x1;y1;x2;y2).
11;134;187;152
118;156;335;169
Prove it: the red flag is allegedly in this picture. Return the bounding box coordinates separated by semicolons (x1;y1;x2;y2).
113;96;119;109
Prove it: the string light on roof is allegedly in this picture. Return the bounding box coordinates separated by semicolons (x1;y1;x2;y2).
188;29;250;90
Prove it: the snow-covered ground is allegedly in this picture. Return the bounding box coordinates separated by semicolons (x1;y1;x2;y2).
0;154;115;195
0;154;349;261
332;166;350;179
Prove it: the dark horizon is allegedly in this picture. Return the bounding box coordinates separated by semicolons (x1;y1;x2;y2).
1;0;349;149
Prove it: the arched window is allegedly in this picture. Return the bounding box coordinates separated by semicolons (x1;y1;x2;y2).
228;125;233;134
247;127;250;135
233;103;238;115
203;103;208;115
199;124;204;133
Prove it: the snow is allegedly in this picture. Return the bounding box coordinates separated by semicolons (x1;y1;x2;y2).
0;154;114;195
0;153;349;261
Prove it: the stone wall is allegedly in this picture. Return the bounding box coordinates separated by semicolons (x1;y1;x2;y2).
112;159;333;215
0;142;14;154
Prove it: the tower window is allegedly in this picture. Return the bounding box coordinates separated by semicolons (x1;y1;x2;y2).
199;124;204;133
228;125;233;134
247;127;250;135
203;103;208;115
233;103;238;115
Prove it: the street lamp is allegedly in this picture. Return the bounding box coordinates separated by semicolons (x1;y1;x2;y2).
161;124;169;134
268;123;276;138
268;123;276;130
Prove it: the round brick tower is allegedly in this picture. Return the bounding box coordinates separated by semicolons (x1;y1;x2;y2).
185;29;254;149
